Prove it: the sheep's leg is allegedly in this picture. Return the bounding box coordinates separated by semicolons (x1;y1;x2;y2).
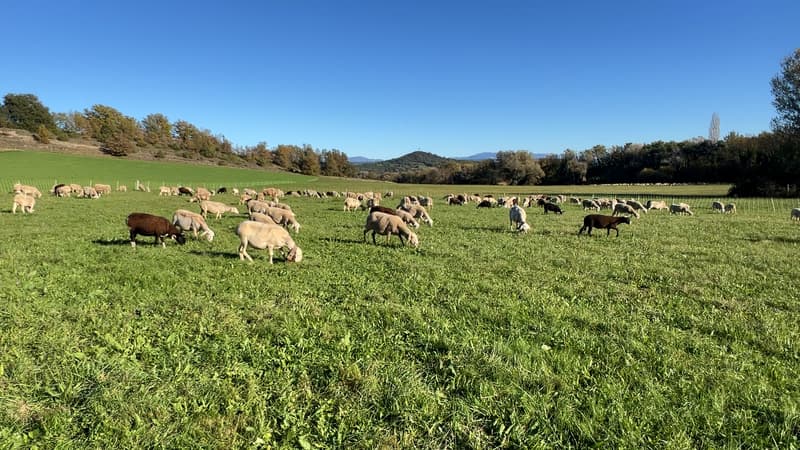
268;246;275;264
614;227;620;237
578;225;586;235
372;231;377;245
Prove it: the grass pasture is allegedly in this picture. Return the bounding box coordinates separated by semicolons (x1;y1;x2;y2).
1;152;800;448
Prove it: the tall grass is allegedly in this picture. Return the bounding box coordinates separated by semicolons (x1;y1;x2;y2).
1;151;799;447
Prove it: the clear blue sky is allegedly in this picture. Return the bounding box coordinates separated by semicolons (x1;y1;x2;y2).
3;0;798;159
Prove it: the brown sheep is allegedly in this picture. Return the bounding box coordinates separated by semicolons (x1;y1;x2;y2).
126;213;186;248
578;214;631;237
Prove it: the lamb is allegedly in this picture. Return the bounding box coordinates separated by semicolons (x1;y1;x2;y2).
582;199;600;211
670;203;694;216
172;209;215;242
613;202;640;219
199;200;240;219
12;183;42;198
12;193;35;213
712;201;725;213
126;212;186;248
399;204;433;226
578;214;631;237
542;202;563;214
791;208;800;220
724;203;737;214
363;211;419;247
264;206;301;233
236;220;303;264
645;200;669;211
249;212;277;225
509;205;530;232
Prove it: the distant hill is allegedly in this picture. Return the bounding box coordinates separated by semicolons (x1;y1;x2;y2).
356;151;455;172
456;152;497;161
349;156;383;164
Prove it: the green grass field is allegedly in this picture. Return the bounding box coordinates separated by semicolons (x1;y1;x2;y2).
1;151;799;448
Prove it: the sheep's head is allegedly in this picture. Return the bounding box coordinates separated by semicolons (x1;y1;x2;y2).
173;233;186;245
518;223;531;233
621;217;631;225
287;246;303;263
205;229;216;242
408;232;420;248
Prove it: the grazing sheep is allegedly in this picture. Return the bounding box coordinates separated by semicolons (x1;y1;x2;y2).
791;208;800;220
216;187;227;194
178;186;194;196
83;186;100;199
126;213;186;248
418;196;433;209
267;201;292;211
646;200;669;211
394;209;420;228
94;184;112;195
344;197;361;211
246;199;270;214
264;206;301;233
613;203;640;219
448;197;464;206
711;201;725;213
399;204;433;226
578;214;631;237
509;205;530;232
53;184;72;197
670;203;694;216
369;205;398;216
12;193;35;213
249;212;277;225
542;202;563;214
724;203;737;214
200;200;239;219
363;211;419;247
232;188;240;195
582;199;601;211
159;186;172;196
236;220;303;264
13;183;42;198
172;209;215;242
625;199;648;215
476;199;495;208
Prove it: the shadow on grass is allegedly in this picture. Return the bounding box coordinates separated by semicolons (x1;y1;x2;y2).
188;250;240;259
742;235;800;244
458;225;509;233
92;238;132;246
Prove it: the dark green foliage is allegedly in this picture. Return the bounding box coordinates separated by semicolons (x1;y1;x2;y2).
84;104;142;145
32;124;52;144
1;93;57;133
771;48;800;136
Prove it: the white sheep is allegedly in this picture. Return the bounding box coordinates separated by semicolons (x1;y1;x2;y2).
363;211;419;247
625;199;648;215
159;186;172;196
670;203;694;216
264;206;301;233
509;205;530;232
94;184;112;195
711;201;725;213
83;186;100;199
172;209;215;241
399;204;433;226
613;202;640;219
394;209;420;228
645;200;669;211
249;212;277;225
236;220;303;264
246;199;270;214
582;199;600;211
200;200;239;219
791;208;800;220
12;193;35;213
343;197;361;211
13;183;42;198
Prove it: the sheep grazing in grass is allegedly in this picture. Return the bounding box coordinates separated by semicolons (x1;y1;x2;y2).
199;200;239;219
363;211;419;247
645;200;669;211
216;187;227;194
724;203;737;214
264;207;301;233
13;183;42;198
582;199;600;211
172;209;215;242
246;199;270;214
791;208;800;220
126;213;186;248
509;205;530;232
12;193;35;213
670;203;694;216
578;214;631;237
625;200;648;215
53;184;72;197
394;209;420;228
344;197;361;211
476;199;495;208
83;186;100;199
399;204;433;226
94;184;112;195
712;201;725;213
249;212;277;225
236;220;303;264
159;186;172;196
542;202;563;214
178;186;194;196
613;202;640;219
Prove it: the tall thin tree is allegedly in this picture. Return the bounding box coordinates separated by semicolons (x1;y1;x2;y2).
709;112;720;142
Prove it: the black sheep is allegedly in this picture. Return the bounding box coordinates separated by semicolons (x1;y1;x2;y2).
578;214;630;237
126;213;186;248
543;202;563;214
178;186;194;196
216;187;227;194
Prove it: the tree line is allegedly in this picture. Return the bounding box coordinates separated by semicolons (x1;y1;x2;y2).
1;49;797;195
0;96;356;178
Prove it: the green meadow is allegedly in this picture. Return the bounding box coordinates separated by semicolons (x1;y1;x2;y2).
1;151;799;448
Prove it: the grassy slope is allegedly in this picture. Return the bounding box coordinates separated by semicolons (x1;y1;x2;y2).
1;151;798;448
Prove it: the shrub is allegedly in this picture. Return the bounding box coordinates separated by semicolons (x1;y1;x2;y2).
33;124;52;144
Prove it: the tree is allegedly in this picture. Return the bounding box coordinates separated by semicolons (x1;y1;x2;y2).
495;151;544;185
1;93;57;133
321;150;355;177
709;112;720;142
84;104;141;145
298;145;321;175
141;113;173;145
771;48;800;136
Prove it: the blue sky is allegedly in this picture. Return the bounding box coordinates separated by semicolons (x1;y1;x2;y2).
3;1;798;159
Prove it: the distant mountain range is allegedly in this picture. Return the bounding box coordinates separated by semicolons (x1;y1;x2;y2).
349;151;551;167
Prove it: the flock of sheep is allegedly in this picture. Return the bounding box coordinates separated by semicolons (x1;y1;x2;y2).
8;180;797;263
